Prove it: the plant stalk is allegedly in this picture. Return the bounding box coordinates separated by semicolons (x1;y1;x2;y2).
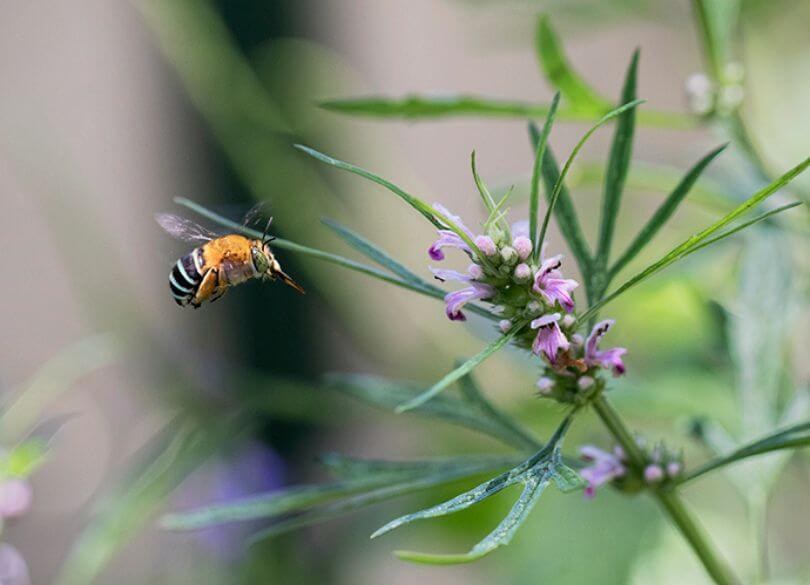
592;395;741;585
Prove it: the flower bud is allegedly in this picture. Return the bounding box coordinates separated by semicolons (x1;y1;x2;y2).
666;461;682;478
571;333;584;348
498;319;512;333
467;263;483;279
526;301;542;314
561;314;576;328
500;246;518;266
0;479;32;519
536;377;554;395
577;376;594;390
644;464;664;484
512;236;532;260
513;263;532;283
474;235;497;257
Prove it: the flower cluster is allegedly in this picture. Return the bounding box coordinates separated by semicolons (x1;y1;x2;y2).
579;442;684;498
428;203;626;400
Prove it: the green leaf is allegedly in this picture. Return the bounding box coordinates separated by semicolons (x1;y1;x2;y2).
175;198;498;321
162;455;517;533
679;421;810;485
320;95;694;129
396;325;525;413
294;145;495;270
609;144;728;278
373;416;575;564
326;373;536;451
530;131;591;280
321;218;437;289
471;151;497;214
535;15;611;114
595;50;639;273
529;92;561;259
56;416;246;585
535;98;645;279
2;439;48;479
578;156;810;322
679;202;802;259
552;463;587;493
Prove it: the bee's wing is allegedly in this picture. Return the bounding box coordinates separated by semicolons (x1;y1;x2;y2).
241;202;267;228
155;213;218;243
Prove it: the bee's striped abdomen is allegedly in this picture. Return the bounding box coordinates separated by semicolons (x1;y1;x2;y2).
169;250;202;306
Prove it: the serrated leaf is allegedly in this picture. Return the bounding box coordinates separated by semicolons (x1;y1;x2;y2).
610;144;728;278
175;198;498;321
163;455;517;534
579;156;810;322
535;15;611;114
529;92;560;259
396;325;525;412
595;50;639;275
372;417;574;564
326;373;536;451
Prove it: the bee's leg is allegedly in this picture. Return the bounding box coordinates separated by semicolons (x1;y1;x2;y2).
210;272;229;303
193;268;219;306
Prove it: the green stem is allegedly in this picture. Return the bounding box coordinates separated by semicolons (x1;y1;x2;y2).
592;395;740;585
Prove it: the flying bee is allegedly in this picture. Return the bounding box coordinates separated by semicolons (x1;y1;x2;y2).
155;209;304;308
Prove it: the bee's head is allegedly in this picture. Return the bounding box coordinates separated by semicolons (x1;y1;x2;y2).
250;242;274;276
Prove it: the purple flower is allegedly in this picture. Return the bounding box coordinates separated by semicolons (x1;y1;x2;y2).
530;313;569;364
644;464;664;483
580;445;626;498
0;543;30;585
433;203;475;238
428;230;470;261
584;320;627;376
474;235;497;257
431;267;495;321
532;255;578;313
0;479;32;519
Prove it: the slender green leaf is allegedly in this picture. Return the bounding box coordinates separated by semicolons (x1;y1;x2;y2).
529;92;561;259
375;417;575;564
321;218;437;289
537;99;645;274
530;133;591;279
579;156;810;321
679;421;810;485
535;15;610;114
163;455;517;534
320;95;694;129
471;151;497;213
680;202;802;259
596;50;639;271
175;198;498;321
610;144;728;278
396;325;525;413
294;145;495;269
326;373;535;450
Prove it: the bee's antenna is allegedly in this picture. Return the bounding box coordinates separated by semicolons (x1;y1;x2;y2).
261;217;273;245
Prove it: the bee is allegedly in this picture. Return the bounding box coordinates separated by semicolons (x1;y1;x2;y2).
155;210;304;308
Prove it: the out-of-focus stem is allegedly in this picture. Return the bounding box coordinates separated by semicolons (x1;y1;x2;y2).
592;395;741;585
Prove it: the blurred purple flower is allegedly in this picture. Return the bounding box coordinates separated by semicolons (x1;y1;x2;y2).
584;320;627;376
0;480;32;520
172;442;286;561
579;445;626;498
0;544;30;585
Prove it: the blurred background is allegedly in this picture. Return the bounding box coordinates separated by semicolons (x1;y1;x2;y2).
0;0;807;583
